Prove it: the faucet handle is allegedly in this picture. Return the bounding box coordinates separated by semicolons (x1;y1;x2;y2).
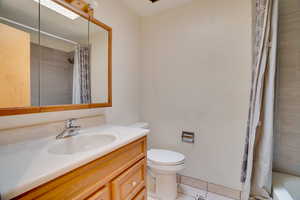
65;118;77;128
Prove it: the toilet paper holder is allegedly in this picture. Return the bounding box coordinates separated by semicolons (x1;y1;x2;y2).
181;131;195;143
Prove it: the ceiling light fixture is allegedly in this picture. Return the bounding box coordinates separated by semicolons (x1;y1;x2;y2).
149;0;160;3
33;0;79;20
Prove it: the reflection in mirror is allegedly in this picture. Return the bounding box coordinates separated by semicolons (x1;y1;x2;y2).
39;0;90;106
0;0;109;109
90;22;109;104
0;0;39;108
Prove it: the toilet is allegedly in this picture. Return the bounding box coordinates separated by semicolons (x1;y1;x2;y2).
129;123;185;200
148;149;185;200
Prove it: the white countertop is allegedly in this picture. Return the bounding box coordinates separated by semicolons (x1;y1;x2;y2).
0;125;148;200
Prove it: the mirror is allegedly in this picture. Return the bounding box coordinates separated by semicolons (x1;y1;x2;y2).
39;1;90;106
0;0;40;108
89;22;109;104
0;0;111;114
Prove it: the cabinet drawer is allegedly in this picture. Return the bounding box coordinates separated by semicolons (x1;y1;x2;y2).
133;188;146;200
86;185;110;200
112;159;146;200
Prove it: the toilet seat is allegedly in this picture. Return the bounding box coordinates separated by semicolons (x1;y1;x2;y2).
147;149;185;166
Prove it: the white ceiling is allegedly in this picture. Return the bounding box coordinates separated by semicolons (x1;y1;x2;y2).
122;0;194;16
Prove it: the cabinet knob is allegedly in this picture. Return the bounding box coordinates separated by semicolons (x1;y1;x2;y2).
132;181;137;187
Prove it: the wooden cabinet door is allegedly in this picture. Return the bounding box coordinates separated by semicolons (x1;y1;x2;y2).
0;23;31;108
86;185;110;200
132;188;146;200
112;159;146;200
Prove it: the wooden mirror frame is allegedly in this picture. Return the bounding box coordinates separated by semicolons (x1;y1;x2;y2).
0;0;112;116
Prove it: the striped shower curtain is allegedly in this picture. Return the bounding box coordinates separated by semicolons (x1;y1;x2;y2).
72;46;91;104
241;0;278;199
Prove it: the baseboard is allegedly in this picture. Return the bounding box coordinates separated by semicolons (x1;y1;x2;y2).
178;184;207;199
177;175;241;200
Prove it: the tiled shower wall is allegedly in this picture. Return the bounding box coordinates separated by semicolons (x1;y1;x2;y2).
30;43;73;106
274;0;300;176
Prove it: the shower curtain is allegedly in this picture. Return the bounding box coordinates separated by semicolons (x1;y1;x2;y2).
72;46;91;104
241;0;278;199
73;48;81;104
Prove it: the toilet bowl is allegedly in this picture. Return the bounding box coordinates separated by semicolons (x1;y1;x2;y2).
128;123;185;199
148;149;185;200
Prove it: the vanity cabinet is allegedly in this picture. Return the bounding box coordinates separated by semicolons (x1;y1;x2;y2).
132;189;146;200
112;159;146;200
86;185;111;200
13;137;147;200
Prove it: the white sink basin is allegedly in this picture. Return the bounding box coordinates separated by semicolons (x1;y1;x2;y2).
48;134;116;155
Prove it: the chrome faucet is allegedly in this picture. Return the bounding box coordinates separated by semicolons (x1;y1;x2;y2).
56;118;81;139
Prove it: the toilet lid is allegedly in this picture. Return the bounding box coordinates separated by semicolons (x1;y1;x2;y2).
147;149;185;166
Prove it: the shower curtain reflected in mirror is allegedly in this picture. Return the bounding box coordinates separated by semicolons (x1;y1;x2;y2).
72;46;91;104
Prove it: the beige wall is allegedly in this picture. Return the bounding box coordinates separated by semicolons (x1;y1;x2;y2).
0;0;141;129
30;43;73;106
274;0;300;176
93;0;141;124
90;31;108;103
141;0;252;190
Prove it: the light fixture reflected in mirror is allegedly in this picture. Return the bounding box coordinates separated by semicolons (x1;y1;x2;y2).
85;0;98;9
33;0;79;20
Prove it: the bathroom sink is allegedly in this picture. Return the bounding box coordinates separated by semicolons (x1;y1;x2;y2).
48;134;116;155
